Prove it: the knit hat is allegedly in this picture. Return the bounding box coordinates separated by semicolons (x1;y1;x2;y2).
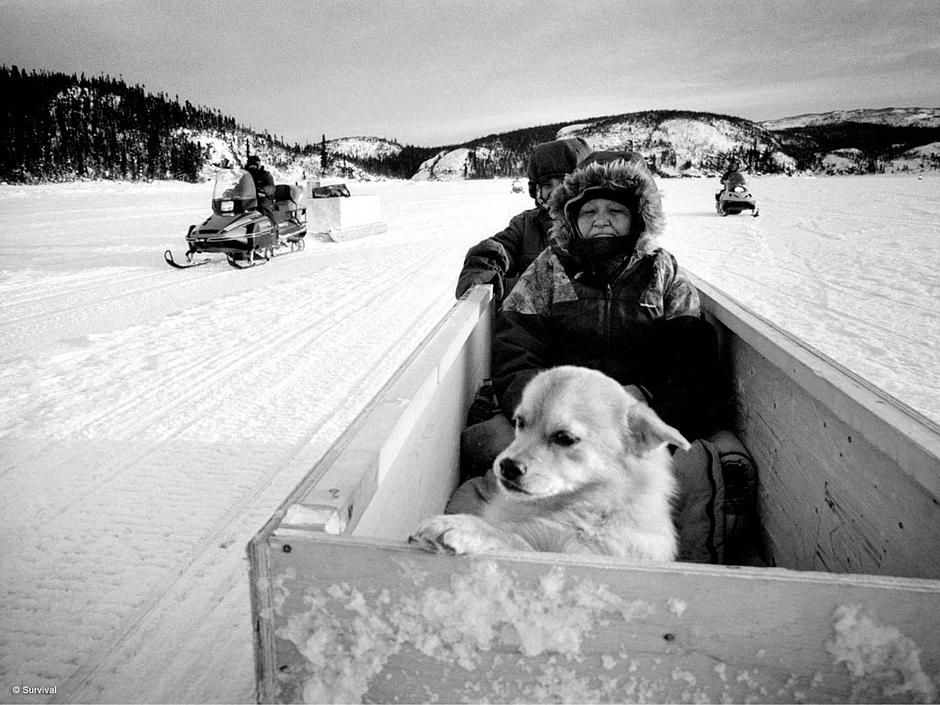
526;138;591;197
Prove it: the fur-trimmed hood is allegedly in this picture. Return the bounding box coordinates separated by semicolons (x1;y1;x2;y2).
547;157;665;250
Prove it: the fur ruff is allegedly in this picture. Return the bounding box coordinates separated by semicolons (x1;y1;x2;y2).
548;159;665;247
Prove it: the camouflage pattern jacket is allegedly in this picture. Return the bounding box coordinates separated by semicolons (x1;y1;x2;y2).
492;156;718;438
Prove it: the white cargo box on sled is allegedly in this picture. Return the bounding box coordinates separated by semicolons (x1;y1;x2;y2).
303;185;387;242
247;283;940;704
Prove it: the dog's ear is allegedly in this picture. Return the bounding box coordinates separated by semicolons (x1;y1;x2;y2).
624;403;691;454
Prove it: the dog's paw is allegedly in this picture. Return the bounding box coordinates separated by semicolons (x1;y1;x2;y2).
409;514;503;555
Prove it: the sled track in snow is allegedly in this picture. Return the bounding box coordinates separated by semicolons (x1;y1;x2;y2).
1;245;451;694
54;284;449;703
0;265;233;325
2;245;444;524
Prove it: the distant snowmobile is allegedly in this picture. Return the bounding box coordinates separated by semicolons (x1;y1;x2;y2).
164;168;307;269
715;172;759;217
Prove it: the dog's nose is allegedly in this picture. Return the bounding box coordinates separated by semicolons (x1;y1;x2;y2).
499;457;525;484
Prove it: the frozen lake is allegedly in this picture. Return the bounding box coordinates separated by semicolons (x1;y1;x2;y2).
0;173;937;702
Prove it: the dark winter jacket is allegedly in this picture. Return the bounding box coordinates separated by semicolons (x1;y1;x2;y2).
455;207;553;300
720;169;746;189
493;157;719;439
246;165;275;200
455;138;590;300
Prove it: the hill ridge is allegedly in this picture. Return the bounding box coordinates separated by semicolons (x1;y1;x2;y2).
3;65;938;183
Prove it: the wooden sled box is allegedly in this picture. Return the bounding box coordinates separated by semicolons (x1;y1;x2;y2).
248;283;940;704
305;191;387;242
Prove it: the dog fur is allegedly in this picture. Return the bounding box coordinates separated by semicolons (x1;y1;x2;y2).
409;366;689;561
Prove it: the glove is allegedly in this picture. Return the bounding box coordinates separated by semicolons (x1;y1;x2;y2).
455;266;504;300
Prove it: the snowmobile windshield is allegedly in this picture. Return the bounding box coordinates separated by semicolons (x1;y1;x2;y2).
212;169;256;202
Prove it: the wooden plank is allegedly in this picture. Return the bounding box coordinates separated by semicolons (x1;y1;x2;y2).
264;286;491;540
693;276;940;499
733;341;940;577
353;290;492;540
264;536;940;704
249;286;492;701
693;276;940;578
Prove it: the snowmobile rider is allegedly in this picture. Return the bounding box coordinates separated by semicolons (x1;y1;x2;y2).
245;154;275;215
719;157;746;191
454;137;590;302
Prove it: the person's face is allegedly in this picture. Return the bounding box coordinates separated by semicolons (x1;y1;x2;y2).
576;198;632;239
536;177;564;206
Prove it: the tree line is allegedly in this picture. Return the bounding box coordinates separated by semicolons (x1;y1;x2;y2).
0;65;303;183
1;65;450;183
4;65;935;183
772;122;940;171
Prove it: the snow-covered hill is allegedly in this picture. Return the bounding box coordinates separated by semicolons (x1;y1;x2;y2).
413;111;795;180
412;148;473;180
762;107;940;130
8;65;937;182
559;112;795;175
327;136;402;161
411;141;524;181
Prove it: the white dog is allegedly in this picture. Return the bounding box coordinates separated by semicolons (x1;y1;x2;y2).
410;366;689;561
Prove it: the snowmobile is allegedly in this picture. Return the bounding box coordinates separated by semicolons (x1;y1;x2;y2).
164;168;307;269
715;173;759;217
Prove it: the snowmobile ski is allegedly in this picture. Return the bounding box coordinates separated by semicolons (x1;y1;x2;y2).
164;249;212;269
225;249;270;269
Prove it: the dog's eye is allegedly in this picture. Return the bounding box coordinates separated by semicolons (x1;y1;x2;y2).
514;416;526;430
551;430;579;447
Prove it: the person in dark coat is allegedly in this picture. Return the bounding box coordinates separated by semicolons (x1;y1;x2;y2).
493;151;719;441
245;154;275;215
454;137;590;302
719;157;747;191
453;150;720;498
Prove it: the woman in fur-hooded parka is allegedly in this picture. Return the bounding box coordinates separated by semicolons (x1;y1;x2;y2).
492;153;720;439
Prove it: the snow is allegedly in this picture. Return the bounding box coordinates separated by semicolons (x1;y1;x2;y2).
412;147;472;181
826;604;936;702
561;115;797;175
761;107;940;131
327;137;402;161
276;559;651;703
0;173;938;703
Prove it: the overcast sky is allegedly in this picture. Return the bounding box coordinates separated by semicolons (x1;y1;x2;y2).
3;0;939;147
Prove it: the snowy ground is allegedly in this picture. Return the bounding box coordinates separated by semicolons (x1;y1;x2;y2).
0;174;938;703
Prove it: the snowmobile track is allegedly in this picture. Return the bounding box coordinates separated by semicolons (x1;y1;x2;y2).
2;246;444;528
